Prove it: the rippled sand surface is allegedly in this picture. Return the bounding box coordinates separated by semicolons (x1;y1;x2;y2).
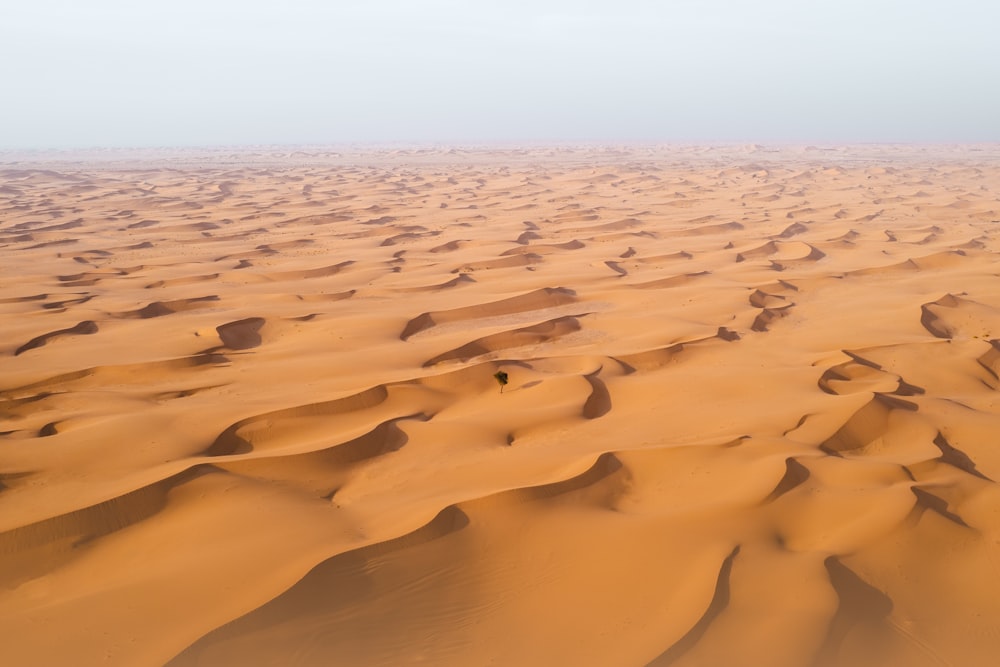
2;145;1000;666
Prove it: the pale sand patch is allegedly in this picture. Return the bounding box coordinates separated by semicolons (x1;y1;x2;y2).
1;145;1000;666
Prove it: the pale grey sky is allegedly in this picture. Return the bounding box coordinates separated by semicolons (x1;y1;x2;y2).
1;0;997;148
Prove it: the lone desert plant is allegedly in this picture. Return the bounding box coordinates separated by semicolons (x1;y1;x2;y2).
493;370;509;393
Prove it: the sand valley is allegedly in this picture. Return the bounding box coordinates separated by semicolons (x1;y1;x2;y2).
2;144;1000;666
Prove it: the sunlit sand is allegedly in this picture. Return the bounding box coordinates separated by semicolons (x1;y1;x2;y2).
2;144;1000;666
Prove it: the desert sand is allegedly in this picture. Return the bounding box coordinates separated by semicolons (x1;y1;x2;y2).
2;144;1000;666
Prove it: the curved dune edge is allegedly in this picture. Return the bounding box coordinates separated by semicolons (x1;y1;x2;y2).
399;286;578;340
14;320;99;356
3;147;1000;667
421;314;587;367
165;449;736;666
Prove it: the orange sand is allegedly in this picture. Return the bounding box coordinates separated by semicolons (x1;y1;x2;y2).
2;145;1000;666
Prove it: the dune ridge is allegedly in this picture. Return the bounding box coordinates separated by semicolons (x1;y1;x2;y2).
2;144;1000;666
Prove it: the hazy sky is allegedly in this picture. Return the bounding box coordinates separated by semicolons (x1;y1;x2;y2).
2;0;997;148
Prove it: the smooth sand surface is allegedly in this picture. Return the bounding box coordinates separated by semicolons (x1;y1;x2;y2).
2;144;1000;666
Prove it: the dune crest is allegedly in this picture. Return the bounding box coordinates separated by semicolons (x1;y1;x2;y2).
2;145;1000;667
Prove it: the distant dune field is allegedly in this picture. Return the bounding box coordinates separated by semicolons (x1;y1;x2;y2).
2;145;1000;666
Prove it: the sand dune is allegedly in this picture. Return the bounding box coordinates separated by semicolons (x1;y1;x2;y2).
400;286;578;340
422;315;586;367
14;320;99;355
2;144;1000;666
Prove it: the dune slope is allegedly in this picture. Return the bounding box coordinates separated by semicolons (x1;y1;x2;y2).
2;145;1000;666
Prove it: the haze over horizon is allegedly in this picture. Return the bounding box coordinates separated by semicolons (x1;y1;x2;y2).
2;0;998;149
